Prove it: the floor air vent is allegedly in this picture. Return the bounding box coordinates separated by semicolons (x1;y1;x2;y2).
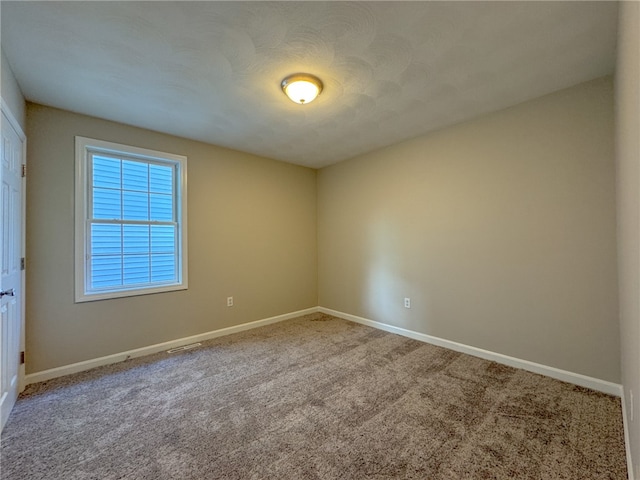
167;343;202;353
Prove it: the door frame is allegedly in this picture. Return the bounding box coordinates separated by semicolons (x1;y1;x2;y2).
1;97;26;394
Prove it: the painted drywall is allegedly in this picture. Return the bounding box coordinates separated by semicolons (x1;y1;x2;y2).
1;48;25;131
26;104;317;373
616;1;640;475
318;77;619;383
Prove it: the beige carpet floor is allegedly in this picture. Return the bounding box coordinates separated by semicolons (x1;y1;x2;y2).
0;313;628;479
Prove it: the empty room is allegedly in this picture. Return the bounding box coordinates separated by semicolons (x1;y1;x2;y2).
0;1;639;479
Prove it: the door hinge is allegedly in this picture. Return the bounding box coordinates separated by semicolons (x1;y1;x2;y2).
20;257;25;270
21;164;26;178
20;351;25;365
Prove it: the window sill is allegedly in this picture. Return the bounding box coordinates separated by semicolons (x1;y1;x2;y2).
75;283;187;303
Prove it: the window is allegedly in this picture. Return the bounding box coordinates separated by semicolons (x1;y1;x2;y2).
75;137;187;302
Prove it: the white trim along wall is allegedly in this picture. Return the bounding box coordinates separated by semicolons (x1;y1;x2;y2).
319;307;623;397
24;306;633;479
28;306;623;396
24;306;633;478
25;307;318;385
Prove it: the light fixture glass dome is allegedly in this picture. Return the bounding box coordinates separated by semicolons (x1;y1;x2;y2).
281;73;323;105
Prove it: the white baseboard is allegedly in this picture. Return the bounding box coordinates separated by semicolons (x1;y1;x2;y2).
27;305;624;397
25;305;632;477
319;307;623;397
25;307;320;386
621;386;636;480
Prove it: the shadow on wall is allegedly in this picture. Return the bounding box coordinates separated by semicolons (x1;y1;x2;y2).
363;209;433;331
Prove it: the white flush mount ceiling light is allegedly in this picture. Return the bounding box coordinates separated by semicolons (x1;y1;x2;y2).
281;73;323;105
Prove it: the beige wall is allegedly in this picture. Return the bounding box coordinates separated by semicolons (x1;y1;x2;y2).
21;69;624;388
318;77;620;382
1;48;26;131
616;1;640;474
26;104;317;373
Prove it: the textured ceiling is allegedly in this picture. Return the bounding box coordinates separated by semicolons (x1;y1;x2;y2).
1;1;618;168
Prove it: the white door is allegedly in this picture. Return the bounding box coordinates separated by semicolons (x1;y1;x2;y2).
0;102;25;431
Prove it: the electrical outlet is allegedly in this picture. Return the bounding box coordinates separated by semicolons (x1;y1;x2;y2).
404;297;411;309
227;296;233;307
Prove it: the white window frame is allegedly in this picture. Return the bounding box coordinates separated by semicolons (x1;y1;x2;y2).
75;136;188;302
